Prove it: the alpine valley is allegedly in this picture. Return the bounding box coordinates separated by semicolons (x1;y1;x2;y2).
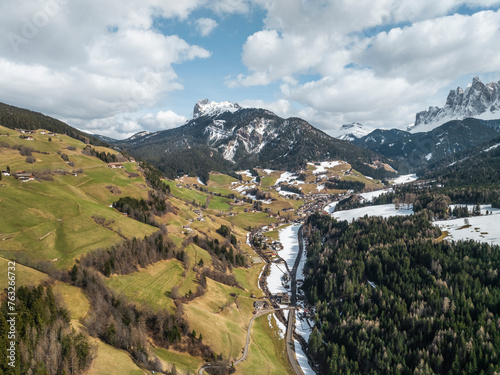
1;76;500;375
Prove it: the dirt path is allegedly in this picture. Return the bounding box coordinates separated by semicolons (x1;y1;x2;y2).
198;307;290;375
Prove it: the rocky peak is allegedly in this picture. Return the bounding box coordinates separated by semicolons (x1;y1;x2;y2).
193;99;241;119
411;77;500;133
336;122;374;141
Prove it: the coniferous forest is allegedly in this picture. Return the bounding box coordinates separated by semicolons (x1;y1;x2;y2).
303;212;500;375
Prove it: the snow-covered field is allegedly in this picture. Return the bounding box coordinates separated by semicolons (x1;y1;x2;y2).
275;171;298;185
267;263;289;295
390;174;418;185
360;188;392;202
266;224;315;374
278;225;301;266
332;204;413;222
307;161;344;175
435;205;500;246
277;188;300;197
324;201;338;215
236;170;252;177
294;340;316;375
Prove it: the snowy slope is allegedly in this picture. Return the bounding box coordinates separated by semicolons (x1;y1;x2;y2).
335;122;374;141
193;98;241;119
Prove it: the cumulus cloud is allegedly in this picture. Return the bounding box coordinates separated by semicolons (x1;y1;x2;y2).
239;98;293;117
0;0;212;136
358;11;500;82
195;18;218;37
230;0;500;131
139;110;188;130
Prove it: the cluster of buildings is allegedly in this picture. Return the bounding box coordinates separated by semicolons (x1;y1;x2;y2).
16;129;57;139
2;170;35;181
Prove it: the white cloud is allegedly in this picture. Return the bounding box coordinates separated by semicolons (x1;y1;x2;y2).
230;1;500;131
195;18;218;37
139;110;188;130
208;0;251;14
358;11;500;82
239;98;293;117
0;0;211;136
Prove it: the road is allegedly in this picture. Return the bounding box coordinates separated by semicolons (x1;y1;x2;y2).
199;225;308;375
284;225;305;375
198;307;291;375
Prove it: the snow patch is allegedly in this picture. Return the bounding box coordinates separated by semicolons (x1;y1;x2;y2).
435;205;500;246
390;174;418;185
359;189;392;203
332;204;413;222
294;340;316;375
483;143;500;153
275;171;298;185
193;99;240;119
270;314;286;339
308;161;344;175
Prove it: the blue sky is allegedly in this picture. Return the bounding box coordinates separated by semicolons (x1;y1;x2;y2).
1;0;500;138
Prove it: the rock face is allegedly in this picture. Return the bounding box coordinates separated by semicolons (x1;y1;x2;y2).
411;77;500;133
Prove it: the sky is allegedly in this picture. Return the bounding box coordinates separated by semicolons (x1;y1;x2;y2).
1;0;500;139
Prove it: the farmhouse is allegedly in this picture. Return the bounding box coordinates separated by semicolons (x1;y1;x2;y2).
107;163;124;169
17;173;35;181
1;170;10;176
253;300;265;310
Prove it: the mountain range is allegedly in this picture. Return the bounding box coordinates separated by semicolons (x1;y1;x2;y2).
353;118;500;170
116;99;393;181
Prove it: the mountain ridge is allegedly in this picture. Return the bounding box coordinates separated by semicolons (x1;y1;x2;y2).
410;77;500;133
353;117;500;171
117;100;395;180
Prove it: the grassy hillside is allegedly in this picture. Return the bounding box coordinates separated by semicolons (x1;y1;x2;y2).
235;314;294;375
0;125;157;268
0;101;107;146
0;256;49;289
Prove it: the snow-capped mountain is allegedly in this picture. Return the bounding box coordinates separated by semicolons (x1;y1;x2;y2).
410;77;500;133
118;99;390;179
335;122;374;141
193;99;241;119
128;130;152;140
354;118;500;170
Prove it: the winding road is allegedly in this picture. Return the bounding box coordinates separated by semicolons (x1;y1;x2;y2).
198;224;309;375
198;307;291;375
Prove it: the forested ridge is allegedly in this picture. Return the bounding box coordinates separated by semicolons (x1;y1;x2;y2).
0;102;107;147
0;285;94;375
303;212;500;375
